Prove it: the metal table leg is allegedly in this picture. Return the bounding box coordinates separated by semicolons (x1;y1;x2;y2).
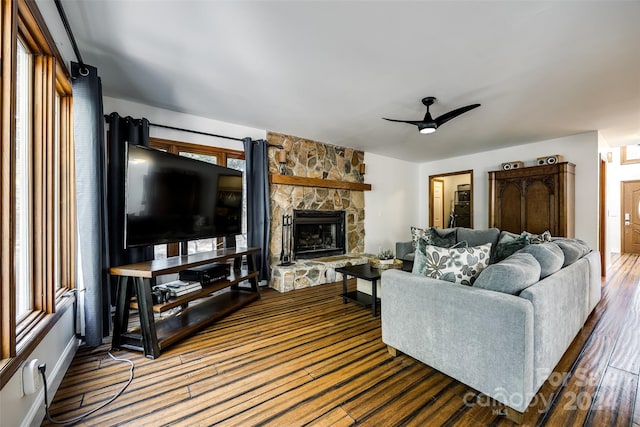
135;277;160;359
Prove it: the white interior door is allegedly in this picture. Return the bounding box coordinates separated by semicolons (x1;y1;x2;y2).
432;179;444;228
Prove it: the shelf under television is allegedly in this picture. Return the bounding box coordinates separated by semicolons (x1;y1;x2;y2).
128;289;260;351
130;269;258;313
110;246;261;358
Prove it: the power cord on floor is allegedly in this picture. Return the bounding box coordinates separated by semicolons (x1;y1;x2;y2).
39;351;135;425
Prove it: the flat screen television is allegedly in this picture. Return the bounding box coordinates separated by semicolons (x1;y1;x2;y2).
124;144;243;248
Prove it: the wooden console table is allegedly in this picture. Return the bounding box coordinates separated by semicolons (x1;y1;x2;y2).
110;247;261;358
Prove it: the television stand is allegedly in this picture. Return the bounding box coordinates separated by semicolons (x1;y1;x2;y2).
110;247;261;358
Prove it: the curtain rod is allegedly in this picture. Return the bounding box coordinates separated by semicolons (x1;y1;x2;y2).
54;0;88;76
149;123;283;148
149;122;245;142
105;117;282;148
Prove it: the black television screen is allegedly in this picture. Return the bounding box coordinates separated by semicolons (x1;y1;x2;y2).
125;144;243;248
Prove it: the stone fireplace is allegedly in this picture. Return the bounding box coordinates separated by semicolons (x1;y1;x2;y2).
268;132;369;292
292;209;346;259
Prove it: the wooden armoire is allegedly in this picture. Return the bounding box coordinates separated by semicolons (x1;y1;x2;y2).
488;162;575;237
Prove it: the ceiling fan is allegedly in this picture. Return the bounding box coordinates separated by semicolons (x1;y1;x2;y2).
383;97;481;134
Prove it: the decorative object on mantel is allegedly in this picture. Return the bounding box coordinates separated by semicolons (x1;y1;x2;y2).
279;214;294;266
277;149;288;174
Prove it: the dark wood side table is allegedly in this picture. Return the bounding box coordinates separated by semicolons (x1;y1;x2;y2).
335;263;382;316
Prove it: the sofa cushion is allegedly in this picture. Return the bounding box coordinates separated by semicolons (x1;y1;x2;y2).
429;227;456;248
553;238;591;267
410;226;430;250
473;252;541;295
413;239;491;285
492;232;529;263
515;242;564;278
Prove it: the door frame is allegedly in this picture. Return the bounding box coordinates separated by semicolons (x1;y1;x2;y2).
599;156;606;276
429;170;474;228
430;178;445;228
621;179;640;254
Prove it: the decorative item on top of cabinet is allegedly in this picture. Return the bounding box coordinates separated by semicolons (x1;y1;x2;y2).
488;162;575;237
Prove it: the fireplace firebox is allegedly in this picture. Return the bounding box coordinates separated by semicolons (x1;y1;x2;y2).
293;210;346;259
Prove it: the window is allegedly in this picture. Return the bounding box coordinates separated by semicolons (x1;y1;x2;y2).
149;138;246;258
15;39;32;320
1;0;76;380
54;94;61;290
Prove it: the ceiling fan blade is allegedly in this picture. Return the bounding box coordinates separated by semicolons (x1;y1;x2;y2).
434;104;480;127
382;118;424;126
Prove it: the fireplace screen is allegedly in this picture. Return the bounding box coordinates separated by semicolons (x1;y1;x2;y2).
293;210;346;259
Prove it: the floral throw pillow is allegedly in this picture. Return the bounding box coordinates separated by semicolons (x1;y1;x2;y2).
523;230;552;244
410;226;430;250
413;240;492;286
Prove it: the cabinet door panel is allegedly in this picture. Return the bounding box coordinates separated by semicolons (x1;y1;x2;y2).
500;182;522;233
489;163;574;237
525;180;553;234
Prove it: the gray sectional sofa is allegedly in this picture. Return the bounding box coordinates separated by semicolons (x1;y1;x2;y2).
381;227;601;420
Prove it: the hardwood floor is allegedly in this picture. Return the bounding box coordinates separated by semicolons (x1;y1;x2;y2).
44;254;640;426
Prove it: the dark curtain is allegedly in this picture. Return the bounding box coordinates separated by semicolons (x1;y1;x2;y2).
71;62;109;346
243;138;271;281
105;113;154;302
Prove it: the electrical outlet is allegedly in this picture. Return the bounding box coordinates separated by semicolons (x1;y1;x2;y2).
22;359;43;395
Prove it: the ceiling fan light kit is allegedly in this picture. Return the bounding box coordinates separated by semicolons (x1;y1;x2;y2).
383;96;480;134
419;124;436;134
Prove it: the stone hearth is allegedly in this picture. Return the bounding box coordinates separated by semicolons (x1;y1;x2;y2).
270;254;372;293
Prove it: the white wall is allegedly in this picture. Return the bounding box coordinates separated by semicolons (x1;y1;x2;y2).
418;132;600;249
103;97;266;150
0;308;78;427
364;153;420;255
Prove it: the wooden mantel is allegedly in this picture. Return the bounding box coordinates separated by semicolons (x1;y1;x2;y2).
269;174;372;191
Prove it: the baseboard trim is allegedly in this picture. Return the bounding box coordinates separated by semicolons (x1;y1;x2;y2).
21;336;79;427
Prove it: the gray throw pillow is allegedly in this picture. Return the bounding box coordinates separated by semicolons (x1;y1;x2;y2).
429;227;456;248
473;252;541;295
457;227;500;247
492;232;529;264
515;242;564;278
553;238;591;267
411;237;431;275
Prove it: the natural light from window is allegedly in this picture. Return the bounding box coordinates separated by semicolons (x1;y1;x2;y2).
54;94;61;289
15;39;31;319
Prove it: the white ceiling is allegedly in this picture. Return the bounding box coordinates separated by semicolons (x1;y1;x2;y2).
40;1;640;162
